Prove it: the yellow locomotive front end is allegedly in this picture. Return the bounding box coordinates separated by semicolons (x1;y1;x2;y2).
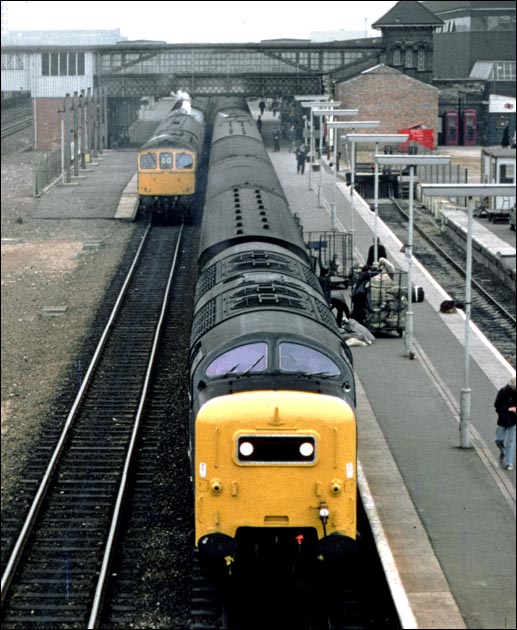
138;149;196;198
195;390;357;572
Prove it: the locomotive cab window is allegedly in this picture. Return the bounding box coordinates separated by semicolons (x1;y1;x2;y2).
140;153;156;169
176;152;194;169
159;152;174;169
205;342;267;377
279;342;340;376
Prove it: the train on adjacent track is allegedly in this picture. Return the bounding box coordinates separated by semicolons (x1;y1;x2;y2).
137;95;209;222
188;98;358;587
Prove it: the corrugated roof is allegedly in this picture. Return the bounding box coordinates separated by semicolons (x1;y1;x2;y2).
373;1;444;28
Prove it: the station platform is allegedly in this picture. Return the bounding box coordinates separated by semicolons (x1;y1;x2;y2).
257;112;515;629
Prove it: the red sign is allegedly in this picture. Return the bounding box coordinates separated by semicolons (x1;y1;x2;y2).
398;127;435;151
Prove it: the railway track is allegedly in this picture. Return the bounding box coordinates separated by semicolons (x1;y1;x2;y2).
380;198;516;368
1;105;32;139
1;223;187;628
189;496;402;630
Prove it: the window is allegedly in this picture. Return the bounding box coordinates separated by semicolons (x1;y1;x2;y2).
1;53;24;70
405;48;413;68
205;343;267;377
393;49;401;66
159;152;173;169
140;153;156;169
279;342;340;376
41;51;85;76
417;49;425;72
176;152;193;169
499;164;515;184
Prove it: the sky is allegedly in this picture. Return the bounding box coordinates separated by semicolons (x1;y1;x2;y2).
5;1;399;43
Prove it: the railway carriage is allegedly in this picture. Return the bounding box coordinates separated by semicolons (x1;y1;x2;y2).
189;99;358;583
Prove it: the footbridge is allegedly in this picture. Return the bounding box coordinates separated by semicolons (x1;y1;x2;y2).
95;39;384;97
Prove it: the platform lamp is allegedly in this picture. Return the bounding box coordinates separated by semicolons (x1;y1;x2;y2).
301;101;340;192
420;183;516;450
312;108;358;208
344;134;409;258
337;123;380;250
374;154;451;362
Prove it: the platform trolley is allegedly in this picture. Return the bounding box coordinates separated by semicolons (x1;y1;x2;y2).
364;269;409;337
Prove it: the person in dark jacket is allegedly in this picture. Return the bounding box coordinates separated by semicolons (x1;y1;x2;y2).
501;125;510;148
350;265;379;324
494;377;516;470
367;240;387;267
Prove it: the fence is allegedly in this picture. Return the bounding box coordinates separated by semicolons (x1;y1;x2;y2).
33;148;62;198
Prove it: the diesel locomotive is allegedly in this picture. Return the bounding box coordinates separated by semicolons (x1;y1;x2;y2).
188;99;358;583
137;96;209;222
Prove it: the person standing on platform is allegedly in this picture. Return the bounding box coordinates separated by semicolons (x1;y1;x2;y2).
501;124;510;148
257;115;262;133
494;377;516;471
296;144;307;174
367;239;387;267
259;99;266;116
273;129;281;152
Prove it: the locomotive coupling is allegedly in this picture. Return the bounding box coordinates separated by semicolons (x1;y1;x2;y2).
319;501;330;525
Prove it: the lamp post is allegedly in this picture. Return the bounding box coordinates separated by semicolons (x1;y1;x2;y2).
420;183;516;449
336;123;380;247
344;134;409;259
301;101;340;192
374;155;451;361
309;110;359;212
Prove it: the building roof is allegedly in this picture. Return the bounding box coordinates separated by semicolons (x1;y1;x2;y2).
422;1;516;17
372;1;443;28
2;29;126;46
342;63;439;92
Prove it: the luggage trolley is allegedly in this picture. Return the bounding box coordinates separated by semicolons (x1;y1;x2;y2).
364;268;409;337
304;230;354;288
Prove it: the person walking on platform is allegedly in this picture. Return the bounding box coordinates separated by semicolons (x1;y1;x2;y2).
259;99;266;116
494;377;516;470
296;144;307;174
256;115;262;133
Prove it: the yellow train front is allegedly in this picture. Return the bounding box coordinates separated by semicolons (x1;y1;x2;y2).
137;99;208;222
195;390;357;576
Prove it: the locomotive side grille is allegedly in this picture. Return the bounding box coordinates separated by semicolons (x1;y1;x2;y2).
302;265;324;293
316;300;341;332
191;300;216;341
195;264;217;296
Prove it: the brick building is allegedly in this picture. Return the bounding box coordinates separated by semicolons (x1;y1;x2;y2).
335;64;440;145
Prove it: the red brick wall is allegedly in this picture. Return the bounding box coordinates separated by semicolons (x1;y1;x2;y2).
336;66;439;145
33;98;65;151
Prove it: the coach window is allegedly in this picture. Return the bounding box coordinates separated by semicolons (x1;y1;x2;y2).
279;342;340;376
160;152;173;169
140;153;156;169
176;152;193;169
205;343;267;377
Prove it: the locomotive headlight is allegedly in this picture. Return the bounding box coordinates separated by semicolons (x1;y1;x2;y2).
239;441;254;457
299;442;314;457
